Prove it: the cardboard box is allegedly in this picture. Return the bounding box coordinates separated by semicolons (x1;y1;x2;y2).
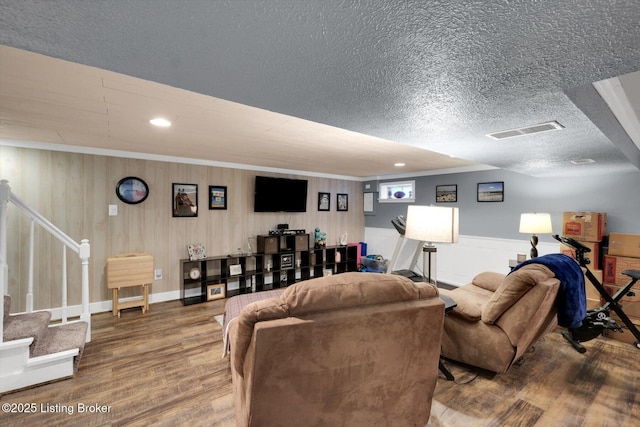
562;212;606;242
603;255;640;285
603;313;640;345
560;241;600;269
603;284;640;318
586;297;601;310
608;233;640;258
584;269;603;301
604;322;640;345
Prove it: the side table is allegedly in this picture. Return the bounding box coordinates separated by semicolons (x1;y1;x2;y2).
439;293;457;381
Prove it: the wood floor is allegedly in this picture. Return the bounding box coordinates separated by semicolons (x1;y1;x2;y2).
1;300;638;427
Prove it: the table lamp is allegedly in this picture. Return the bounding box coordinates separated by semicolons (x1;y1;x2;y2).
519;213;552;258
405;205;459;285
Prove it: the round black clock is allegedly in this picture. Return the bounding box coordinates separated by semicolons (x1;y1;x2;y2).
116;177;149;204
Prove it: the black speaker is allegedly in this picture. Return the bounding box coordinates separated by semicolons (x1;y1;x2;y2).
277;223;289;230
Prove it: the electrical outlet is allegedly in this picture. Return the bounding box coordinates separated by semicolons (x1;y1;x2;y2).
108;205;118;216
154;269;163;280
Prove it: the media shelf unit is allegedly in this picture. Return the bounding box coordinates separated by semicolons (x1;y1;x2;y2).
180;234;359;305
180;254;265;305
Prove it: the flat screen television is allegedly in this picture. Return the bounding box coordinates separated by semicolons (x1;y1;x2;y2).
254;176;308;212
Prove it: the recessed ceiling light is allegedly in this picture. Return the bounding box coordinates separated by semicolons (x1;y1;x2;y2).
394;162;406;167
570;158;596;165
150;118;171;127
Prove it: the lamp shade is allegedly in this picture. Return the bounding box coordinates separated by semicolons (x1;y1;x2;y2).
405;205;459;243
519;213;552;234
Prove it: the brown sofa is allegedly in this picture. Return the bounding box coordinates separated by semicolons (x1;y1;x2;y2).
439;263;560;373
227;272;445;426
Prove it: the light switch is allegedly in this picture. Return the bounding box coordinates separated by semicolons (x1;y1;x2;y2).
108;205;118;216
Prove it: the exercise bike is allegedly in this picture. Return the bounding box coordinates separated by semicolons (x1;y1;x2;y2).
553;234;640;352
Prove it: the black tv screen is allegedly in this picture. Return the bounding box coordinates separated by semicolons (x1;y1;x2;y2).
254;176;308;212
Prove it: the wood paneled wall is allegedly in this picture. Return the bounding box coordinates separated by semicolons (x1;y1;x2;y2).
0;146;364;309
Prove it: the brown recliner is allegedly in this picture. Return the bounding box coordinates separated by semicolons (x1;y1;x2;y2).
439;263;560;373
228;272;445;427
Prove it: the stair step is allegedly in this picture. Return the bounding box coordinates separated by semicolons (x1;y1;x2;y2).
32;322;88;372
3;311;52;355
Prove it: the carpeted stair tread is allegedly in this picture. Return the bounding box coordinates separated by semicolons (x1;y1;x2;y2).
3;311;52;355
32;322;88;372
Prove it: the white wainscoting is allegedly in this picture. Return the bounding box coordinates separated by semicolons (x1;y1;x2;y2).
364;227;559;287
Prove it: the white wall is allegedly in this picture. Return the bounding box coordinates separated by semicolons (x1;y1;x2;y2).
365;227;559;286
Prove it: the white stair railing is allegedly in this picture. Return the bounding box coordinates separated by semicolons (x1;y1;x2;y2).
0;179;91;343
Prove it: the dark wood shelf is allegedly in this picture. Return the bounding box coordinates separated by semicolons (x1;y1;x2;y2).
180;235;360;305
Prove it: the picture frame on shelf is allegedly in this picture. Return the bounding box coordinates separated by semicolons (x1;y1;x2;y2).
436;185;457;203
337;193;348;211
209;185;227;210
229;264;242;276
173;183;198;217
318;192;330;211
187;243;206;261
206;283;226;301
477;181;504;202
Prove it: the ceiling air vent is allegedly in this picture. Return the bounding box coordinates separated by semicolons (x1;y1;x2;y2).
486;121;564;140
570;158;596;165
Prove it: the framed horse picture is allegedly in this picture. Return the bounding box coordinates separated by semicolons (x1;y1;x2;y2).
173;183;198;217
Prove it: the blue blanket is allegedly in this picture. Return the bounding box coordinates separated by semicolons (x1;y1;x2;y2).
510;253;585;329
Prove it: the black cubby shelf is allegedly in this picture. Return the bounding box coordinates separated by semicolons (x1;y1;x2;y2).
179;237;359;305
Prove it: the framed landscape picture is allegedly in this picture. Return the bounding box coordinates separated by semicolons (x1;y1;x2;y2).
209;185;227;210
436;185;457;203
477;182;504;202
206;283;225;301
173;183;198;217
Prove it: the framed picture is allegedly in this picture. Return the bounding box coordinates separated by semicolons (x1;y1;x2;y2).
206;283;225;301
173;183;198;217
209;185;227;210
337;193;348;211
318;192;330;211
229;264;242;276
436;185;457;203
187;243;206;261
477;181;504;202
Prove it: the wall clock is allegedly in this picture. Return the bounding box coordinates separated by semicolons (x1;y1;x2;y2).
116;177;149;204
189;267;201;280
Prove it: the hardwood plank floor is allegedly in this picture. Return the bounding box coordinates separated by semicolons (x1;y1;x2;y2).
1;300;638;426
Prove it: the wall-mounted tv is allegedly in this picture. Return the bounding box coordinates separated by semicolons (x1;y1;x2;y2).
254;176;308;212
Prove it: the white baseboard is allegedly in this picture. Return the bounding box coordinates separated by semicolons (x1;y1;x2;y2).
47;290;181;320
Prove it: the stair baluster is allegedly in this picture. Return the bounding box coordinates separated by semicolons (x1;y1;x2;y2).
0;179;91;393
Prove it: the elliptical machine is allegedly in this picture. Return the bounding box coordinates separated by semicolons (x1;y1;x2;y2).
553;234;640;352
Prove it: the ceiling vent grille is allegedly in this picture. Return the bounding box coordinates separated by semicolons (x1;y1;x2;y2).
486;121;564;140
570;158;596;165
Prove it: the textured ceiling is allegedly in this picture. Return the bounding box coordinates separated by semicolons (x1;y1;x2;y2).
1;0;640;179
